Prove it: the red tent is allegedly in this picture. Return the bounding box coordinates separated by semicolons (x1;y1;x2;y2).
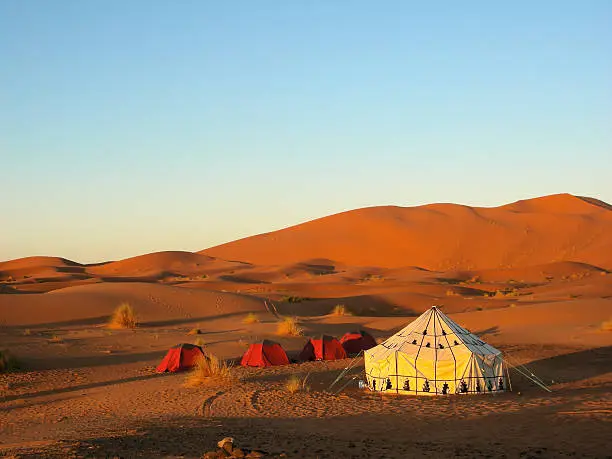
340;330;377;355
156;343;205;373
240;340;290;367
299;335;347;361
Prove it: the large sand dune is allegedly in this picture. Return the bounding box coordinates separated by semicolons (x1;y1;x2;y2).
202;193;612;270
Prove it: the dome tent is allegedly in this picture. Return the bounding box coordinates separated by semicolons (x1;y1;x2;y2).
156;343;205;373
364;306;506;395
340;330;377;355
241;340;290;367
299;335;347;361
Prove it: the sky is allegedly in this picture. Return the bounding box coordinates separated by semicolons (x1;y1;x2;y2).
1;0;611;263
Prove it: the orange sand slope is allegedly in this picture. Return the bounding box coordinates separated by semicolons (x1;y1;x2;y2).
202;193;612;270
0;282;269;327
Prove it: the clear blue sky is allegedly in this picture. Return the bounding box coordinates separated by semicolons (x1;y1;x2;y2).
1;1;611;263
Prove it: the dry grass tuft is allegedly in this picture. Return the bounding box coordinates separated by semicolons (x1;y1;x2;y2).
23;329;31;336
48;334;64;344
285;374;310;393
0;350;19;373
600;319;612;332
185;353;234;388
188;328;201;335
108;303;137;329
276;317;303;336
242;313;260;324
331;304;351;316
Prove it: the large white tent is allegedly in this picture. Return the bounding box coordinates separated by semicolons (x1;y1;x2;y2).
364;306;507;395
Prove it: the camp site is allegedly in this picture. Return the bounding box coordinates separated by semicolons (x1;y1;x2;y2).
2;1;611;457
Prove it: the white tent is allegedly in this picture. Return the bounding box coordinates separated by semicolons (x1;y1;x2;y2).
364;306;507;395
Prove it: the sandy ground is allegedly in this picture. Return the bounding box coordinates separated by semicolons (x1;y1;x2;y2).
1;293;610;458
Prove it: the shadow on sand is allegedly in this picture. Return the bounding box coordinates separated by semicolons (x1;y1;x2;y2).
14;390;611;459
509;345;612;389
25;350;165;371
0;372;169;404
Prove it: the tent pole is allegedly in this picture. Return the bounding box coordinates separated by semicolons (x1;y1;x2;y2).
326;350;363;392
504;359;551;393
395;351;399;394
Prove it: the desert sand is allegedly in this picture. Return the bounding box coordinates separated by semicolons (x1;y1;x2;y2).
1;194;611;458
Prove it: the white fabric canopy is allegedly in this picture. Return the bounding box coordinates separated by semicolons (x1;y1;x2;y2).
364;306;506;395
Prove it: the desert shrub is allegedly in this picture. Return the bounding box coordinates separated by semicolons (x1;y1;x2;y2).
23;329;31;336
331;304;350;316
242;313;259;324
108;303;137;329
185;353;234;387
48;334;64;343
600;319;612;332
280;295;309;303
362;274;384;282
445;289;460;297
188;328;201;335
494;288;520;298
0;350;19;373
285;374;310;393
276;317;303;336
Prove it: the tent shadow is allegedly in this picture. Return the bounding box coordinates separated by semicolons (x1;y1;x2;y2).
509;345;612;389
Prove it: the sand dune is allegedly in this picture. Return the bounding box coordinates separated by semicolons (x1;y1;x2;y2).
0;256;85;282
0;282;269;327
202;193;612;270
87;251;249;279
446;260;608;284
0;256;82;271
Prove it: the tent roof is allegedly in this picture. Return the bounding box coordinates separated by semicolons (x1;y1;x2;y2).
367;306;501;363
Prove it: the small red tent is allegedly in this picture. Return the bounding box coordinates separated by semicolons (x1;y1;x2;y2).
299;335;347;361
241;340;290;367
156;343;205;373
340;330;377;355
